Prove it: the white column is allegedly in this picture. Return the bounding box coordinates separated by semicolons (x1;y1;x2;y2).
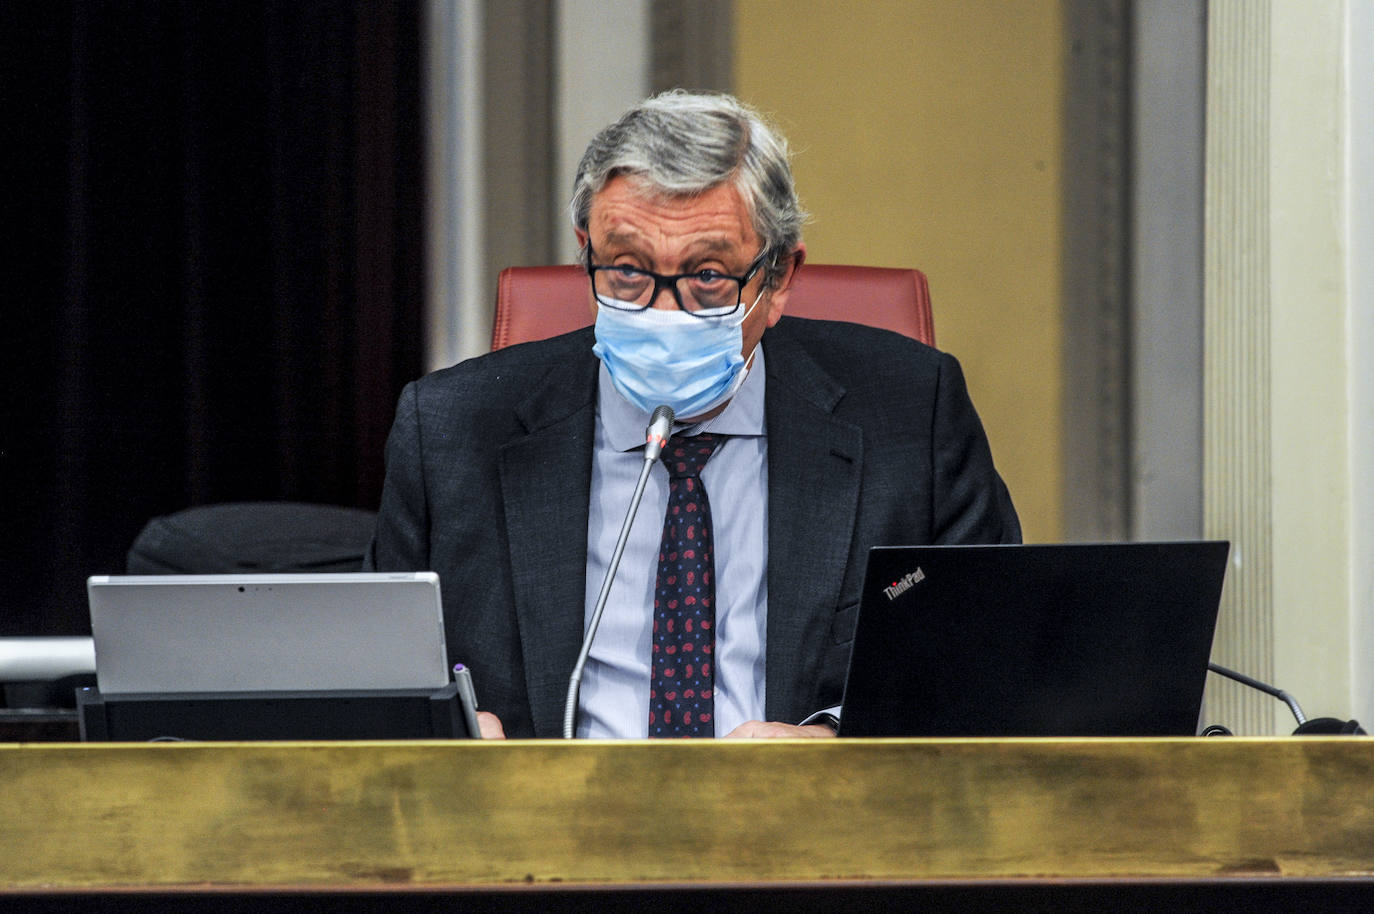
1348;0;1374;725
423;0;486;370
1204;0;1355;733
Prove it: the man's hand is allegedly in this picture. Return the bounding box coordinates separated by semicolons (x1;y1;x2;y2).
722;720;836;739
476;711;507;739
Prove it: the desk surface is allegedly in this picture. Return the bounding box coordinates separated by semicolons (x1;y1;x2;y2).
3;738;1373;893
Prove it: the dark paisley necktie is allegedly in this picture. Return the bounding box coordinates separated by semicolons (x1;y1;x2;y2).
648;433;724;738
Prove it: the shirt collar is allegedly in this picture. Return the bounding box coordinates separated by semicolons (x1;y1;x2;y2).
597;347;768;451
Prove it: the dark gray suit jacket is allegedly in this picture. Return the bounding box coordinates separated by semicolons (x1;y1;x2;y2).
367;316;1020;737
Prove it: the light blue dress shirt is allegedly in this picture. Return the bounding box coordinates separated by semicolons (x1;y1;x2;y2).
579;352;769;738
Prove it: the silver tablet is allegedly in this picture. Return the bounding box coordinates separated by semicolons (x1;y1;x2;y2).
87;572;448;694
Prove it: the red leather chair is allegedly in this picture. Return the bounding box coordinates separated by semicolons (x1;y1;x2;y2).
490;264;935;350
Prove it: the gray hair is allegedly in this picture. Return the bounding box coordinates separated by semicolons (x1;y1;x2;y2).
570;91;806;286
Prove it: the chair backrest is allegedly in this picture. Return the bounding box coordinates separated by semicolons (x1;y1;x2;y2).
490;263;935;350
126;502;378;574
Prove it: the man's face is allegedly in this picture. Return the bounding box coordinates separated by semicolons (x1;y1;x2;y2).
578;175;802;363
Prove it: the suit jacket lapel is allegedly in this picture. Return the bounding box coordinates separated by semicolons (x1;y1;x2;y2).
762;322;864;722
498;335;598;737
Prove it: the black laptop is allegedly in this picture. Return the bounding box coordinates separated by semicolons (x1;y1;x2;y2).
837;542;1230;737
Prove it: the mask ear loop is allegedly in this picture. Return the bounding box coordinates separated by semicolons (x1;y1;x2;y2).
740;284;766;320
738;285;768;372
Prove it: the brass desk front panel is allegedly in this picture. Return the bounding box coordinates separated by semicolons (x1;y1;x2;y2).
3;738;1372;891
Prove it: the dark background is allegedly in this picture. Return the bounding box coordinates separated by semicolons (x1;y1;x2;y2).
2;2;426;636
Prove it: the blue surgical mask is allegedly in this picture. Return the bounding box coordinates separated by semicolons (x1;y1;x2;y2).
592;291;764;419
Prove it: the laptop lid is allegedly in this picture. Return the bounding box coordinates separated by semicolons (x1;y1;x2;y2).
837;542;1230;737
87;572;448;694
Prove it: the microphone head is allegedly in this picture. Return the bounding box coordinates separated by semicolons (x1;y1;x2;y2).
650;404;675;429
644;405;675;461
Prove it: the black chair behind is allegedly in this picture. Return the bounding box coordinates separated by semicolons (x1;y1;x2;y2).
126;502;377;574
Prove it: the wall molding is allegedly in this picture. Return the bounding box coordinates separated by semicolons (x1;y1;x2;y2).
1061;0;1132;542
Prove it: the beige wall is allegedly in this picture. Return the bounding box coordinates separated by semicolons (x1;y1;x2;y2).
735;0;1065;541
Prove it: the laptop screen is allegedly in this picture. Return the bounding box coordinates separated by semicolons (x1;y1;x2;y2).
838;542;1230;737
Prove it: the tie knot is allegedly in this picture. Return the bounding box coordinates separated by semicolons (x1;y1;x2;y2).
661;433;724;479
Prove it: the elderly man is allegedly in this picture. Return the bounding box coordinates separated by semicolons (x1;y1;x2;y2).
368;91;1019;739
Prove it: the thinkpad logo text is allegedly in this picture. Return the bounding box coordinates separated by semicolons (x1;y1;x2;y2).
883;568;926;602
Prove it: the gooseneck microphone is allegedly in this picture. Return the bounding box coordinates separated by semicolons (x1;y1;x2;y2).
1207;661;1308;725
562;404;675;738
1205;662;1366;735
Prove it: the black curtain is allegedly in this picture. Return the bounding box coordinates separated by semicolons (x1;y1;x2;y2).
2;2;426;635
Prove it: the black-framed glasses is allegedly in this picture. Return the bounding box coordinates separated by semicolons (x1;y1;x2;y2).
585;243;770;318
